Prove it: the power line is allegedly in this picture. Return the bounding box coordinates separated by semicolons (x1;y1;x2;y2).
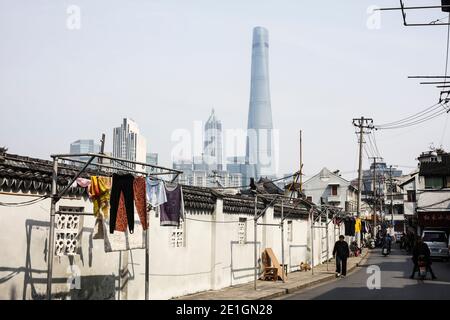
184;217;241;224
0;195;49;207
376;14;450;131
376;105;449;130
371;131;382;158
363;143;372;159
366;132;380;158
441;12;450;98
375;102;443;128
440;12;450;146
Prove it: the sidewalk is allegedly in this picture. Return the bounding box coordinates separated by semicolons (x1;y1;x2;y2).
175;249;369;300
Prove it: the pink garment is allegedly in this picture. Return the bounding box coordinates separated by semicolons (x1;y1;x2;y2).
71;178;91;189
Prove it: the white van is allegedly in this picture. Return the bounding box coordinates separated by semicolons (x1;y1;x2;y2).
422;230;449;261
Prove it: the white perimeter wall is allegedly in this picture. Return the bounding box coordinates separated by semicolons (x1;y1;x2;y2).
0;192;334;300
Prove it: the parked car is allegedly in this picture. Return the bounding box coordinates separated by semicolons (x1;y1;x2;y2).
422;230;449;261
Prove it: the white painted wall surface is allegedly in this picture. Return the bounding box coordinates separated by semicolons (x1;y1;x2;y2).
0;191;314;300
0;193;121;300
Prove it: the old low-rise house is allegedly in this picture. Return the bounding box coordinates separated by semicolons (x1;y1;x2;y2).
397;170;419;233
302;167;358;215
416;150;450;234
397;150;450;235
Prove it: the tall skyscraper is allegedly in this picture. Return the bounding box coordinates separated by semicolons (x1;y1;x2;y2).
113;118;147;169
203;109;223;171
69;139;100;163
245;26;275;182
172;110;241;188
146;152;158;174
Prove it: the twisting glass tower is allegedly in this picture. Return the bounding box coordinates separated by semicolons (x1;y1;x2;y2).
245;26;274;180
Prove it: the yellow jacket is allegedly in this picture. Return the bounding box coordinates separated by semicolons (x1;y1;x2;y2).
355;218;362;233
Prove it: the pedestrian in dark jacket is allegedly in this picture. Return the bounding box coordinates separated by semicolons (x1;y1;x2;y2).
409;237;437;279
333;235;350;278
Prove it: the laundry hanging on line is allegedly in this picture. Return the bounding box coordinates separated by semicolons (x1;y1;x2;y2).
114;176;148;232
71;177;91;189
89;176;111;218
146;178;167;208
86;172;184;236
109;173;136;234
344;217;356;236
160;182;184;227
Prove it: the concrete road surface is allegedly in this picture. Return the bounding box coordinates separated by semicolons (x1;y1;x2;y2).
281;245;450;300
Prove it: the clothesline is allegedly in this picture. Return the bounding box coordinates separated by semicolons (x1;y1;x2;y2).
47;152;183;300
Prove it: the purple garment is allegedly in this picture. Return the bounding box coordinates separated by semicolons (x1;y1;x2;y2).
160;183;184;226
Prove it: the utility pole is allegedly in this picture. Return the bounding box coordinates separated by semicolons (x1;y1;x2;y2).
389;165;397;227
369;156;383;237
352;117;374;218
379;177;384;223
299;130;303;193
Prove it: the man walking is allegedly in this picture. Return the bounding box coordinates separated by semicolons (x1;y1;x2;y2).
333;235;350;278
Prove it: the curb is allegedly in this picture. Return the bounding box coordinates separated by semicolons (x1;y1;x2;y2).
176;250;371;301
258;250;370;300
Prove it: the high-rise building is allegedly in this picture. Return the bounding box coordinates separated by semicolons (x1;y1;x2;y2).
173;158;242;188
146;153;158;166
69;139;100;163
359;161;403;203
146;152;158;174
203;109;223;171
113;118;147;169
244;26;275;183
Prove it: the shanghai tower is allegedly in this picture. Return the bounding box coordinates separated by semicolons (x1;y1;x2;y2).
245;26;275;181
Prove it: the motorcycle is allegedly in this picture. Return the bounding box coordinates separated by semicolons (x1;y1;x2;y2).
365;238;376;249
417;255;427;280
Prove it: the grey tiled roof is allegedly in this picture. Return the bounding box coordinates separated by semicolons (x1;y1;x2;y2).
0;150;309;218
182;185;216;211
419;153;450;176
0;152;90;196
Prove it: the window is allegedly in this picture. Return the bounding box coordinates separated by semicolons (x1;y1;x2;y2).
238;217;247;244
170;220;185;248
407;190;416;202
425;176;444;189
331;185;338;196
423;232;447;242
307;196;312;202
55;206;83;256
287;221;293;242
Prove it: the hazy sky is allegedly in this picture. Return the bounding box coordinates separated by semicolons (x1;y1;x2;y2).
1;0;449;181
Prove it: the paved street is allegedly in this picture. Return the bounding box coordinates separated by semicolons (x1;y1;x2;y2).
282;245;450;300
